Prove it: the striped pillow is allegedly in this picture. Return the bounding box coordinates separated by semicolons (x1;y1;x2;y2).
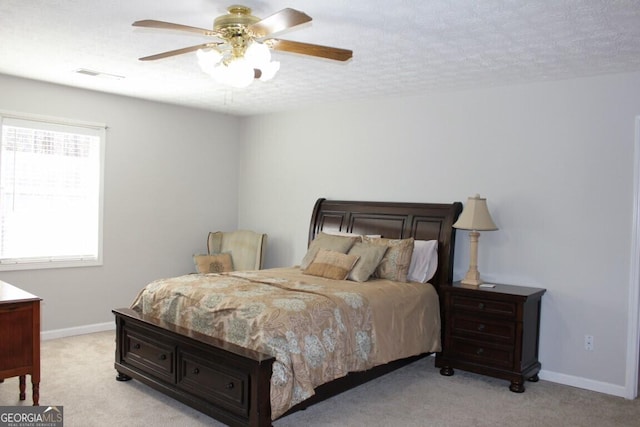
302;249;360;280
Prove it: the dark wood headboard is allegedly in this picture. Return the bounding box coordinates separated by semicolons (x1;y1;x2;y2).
308;198;463;288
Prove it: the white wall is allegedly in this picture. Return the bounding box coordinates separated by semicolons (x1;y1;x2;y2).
0;74;241;332
2;69;638;397
238;72;640;395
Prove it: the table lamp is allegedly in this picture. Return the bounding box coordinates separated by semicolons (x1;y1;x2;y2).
453;194;498;287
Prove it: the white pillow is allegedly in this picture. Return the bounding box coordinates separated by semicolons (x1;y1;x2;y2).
407;240;438;283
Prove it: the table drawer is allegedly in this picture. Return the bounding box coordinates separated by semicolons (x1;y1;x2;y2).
0;303;34;369
177;349;248;416
122;327;175;383
451;316;515;344
451;295;516;319
450;338;514;369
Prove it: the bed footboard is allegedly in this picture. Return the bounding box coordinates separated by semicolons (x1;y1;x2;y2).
113;308;275;427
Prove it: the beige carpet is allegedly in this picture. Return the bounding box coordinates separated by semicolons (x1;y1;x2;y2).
1;331;639;426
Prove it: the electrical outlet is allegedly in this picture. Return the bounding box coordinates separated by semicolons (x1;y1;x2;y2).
584;335;594;351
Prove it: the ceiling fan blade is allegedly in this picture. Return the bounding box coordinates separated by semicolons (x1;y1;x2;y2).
133;20;217;36
249;8;312;37
269;39;353;61
138;43;220;61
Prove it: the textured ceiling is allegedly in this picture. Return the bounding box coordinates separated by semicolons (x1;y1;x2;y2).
1;0;640;116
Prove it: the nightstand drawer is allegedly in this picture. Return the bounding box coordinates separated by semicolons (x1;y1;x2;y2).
451;295;516;319
450;338;514;369
451;316;515;344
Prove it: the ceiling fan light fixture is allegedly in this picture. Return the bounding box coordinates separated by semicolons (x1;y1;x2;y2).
245;42;271;68
214;57;254;88
196;48;222;71
245;42;279;82
197;43;278;87
258;61;280;82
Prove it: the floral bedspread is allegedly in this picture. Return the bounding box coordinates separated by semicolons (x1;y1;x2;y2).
130;267;441;419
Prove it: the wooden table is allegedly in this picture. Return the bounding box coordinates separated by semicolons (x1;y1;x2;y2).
0;281;41;405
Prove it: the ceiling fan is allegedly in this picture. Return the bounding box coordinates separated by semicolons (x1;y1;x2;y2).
133;5;353;88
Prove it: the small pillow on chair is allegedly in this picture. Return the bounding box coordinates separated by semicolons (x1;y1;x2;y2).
194;253;234;274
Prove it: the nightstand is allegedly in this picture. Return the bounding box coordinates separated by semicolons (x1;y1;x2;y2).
435;282;545;392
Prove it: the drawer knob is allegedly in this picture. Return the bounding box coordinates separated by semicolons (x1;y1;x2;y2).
477;324;485;331
476;348;484;356
192;368;200;375
159;354;167;361
133;343;141;350
478;302;485;310
226;382;234;390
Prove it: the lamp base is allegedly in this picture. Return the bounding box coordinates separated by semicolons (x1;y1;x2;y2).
460;270;483;287
460;230;483;287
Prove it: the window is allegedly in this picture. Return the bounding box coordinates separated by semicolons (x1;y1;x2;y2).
0;112;105;270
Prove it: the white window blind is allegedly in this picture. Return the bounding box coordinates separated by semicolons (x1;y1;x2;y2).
0;114;105;270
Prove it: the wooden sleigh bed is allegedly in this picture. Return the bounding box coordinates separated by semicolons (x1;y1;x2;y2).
113;198;462;426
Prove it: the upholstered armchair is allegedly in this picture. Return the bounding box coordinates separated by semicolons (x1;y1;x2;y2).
207;230;267;271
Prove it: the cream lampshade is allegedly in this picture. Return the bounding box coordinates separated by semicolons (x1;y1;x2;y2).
453;194;498;287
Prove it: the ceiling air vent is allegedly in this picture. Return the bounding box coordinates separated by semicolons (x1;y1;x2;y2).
74;69;124;80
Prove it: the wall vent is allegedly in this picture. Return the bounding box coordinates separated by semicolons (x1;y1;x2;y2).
75;69;124;80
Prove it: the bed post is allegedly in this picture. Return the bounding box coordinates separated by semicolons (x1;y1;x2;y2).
308;198;326;244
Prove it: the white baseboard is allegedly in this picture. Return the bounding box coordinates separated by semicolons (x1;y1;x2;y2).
431;354;628;399
42;321;115;341
539;369;628;399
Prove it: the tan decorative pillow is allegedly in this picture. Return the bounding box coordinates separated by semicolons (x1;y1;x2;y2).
303;249;360;280
363;237;415;282
347;241;389;282
194;253;234;274
300;232;359;270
